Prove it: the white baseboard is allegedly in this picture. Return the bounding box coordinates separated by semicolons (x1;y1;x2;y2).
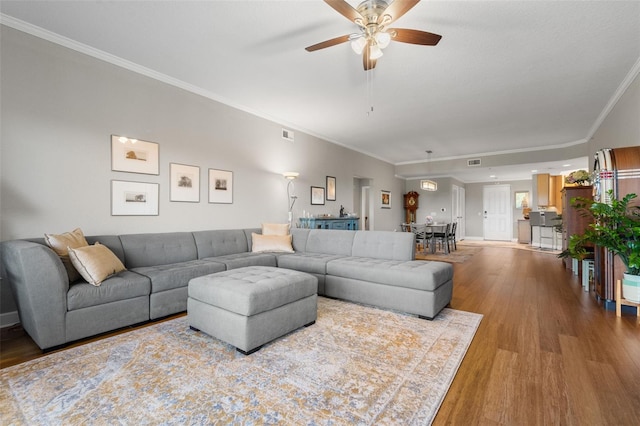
1;311;20;329
463;236;484;241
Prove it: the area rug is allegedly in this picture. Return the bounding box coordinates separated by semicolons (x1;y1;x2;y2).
0;297;482;425
415;246;482;263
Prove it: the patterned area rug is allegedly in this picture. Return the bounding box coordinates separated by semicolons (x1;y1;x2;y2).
415;246;482;263
1;298;482;425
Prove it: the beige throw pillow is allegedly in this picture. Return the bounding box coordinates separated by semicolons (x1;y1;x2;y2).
251;233;294;253
44;228;89;282
261;223;290;236
68;243;126;286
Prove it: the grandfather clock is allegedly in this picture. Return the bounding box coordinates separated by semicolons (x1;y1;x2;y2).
403;191;419;224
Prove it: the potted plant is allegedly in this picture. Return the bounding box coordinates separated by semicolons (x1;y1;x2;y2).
564;169;592;186
559;190;640;302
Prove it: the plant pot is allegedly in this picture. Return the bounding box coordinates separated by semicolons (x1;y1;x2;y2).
622;273;640;303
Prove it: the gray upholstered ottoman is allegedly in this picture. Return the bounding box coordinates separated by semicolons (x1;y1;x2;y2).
187;266;318;354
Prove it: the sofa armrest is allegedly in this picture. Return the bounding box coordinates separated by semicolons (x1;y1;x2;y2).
1;240;68;350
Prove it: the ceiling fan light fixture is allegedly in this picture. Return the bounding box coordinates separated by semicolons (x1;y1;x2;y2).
351;36;367;54
369;43;384;60
375;31;391;49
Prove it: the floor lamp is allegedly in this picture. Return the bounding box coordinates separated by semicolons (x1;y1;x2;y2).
283;172;299;226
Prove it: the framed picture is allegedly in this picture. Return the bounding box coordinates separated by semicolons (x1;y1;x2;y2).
111;135;159;175
111;180;159;216
515;191;530;209
326;176;336;201
208;169;233;204
311;186;325;205
381;190;391;209
170;163;200;202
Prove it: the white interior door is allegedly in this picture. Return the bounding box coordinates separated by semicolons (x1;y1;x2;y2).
483;184;512;241
458;186;466;240
452;184;466;241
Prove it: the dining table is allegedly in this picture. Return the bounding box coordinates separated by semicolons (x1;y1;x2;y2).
424;223;449;254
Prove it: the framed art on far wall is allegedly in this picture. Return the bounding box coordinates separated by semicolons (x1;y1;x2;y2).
170;163;200;202
380;190;391;209
208;169;233;204
111;135;159;175
326;176;336;201
311;186;325;205
111;180;159;216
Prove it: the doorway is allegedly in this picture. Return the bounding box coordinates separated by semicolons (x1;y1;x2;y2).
354;177;373;231
452;184;466;241
361;186;371;230
483;184;512;241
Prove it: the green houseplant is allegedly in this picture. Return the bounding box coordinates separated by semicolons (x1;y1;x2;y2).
559;190;640;302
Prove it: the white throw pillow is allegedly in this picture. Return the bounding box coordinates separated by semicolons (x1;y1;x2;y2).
251;233;294;253
261;223;290;236
44;228;88;283
68;243;126;286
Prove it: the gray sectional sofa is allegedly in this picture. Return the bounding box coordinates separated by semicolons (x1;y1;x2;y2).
1;228;453;351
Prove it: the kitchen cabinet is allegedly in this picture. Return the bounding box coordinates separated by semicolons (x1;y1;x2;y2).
535;173;550;206
517;220;531;243
532;174;563;209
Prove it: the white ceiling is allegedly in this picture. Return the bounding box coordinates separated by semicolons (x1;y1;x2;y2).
2;1;639;182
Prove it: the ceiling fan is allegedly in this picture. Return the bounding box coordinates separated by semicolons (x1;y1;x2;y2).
305;0;442;71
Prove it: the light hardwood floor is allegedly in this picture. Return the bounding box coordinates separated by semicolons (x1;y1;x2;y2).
2;243;639;424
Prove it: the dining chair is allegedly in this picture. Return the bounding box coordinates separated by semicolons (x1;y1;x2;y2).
432;223;451;254
447;222;458;251
410;223;429;254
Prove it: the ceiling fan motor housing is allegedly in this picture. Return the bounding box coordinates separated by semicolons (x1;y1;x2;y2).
356;0;390;28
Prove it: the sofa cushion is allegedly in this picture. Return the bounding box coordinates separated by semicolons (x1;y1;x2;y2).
290;228;310;252
351;231;415;261
192;229;249;259
203;252;277;270
277;252;344;275
305;229;355;256
132;260;226;293
326;257;453;291
120;232;197;268
67;270;151;311
68;243;126;286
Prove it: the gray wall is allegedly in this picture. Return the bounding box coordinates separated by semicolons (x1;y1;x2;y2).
404;177;465;225
0;26;404;316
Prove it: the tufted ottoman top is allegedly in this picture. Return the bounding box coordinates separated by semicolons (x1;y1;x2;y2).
188;266;317;316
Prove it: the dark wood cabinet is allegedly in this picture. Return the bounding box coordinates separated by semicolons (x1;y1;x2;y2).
594;146;640;301
561;186;593;269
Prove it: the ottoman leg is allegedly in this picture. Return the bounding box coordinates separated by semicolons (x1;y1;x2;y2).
190;326;200;331
237;345;263;356
418;315;434;320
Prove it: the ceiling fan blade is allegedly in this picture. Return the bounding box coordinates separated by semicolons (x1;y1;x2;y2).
305;34;351;52
378;0;420;25
390;28;442;45
324;0;365;24
363;43;377;71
